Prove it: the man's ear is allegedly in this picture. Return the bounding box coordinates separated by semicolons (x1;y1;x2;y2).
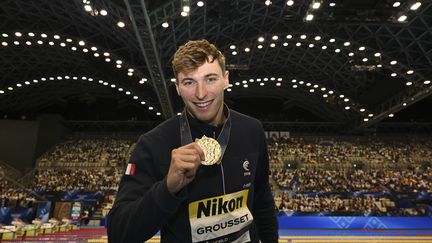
175;82;181;96
224;71;229;89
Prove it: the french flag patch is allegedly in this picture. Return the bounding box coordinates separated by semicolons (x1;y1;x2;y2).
125;163;136;176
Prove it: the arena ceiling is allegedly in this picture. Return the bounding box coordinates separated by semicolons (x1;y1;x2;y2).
0;0;431;131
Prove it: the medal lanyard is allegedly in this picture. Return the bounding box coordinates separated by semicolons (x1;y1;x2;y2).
179;106;232;194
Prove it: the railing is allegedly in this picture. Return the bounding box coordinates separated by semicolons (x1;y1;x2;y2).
0;161;22;181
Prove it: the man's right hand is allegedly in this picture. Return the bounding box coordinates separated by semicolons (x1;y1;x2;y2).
167;142;205;193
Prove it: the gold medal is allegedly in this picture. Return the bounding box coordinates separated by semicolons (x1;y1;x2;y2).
196;135;222;165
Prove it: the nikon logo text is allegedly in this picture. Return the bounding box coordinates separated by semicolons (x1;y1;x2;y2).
197;196;243;218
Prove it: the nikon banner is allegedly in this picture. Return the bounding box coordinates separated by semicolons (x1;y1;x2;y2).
188;189;253;243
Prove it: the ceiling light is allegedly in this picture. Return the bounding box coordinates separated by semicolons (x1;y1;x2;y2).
265;0;272;6
345;106;350;110
292;85;298;88
329;38;335;43
374;52;381;57
406;81;412;86
300;34;307;39
391;73;397;77
283;42;288;46
360;108;365;112
286;34;292;39
100;9;108;16
232;51;237;55
181;11;188;17
358;46;365;51
13;41;19;45
257;44;263;49
117;21;126;28
270;43;276;48
329;2;336;7
363;118;369;122
91;46;97;51
309;44;314;48
287;0;294;6
41;33;47;38
348;52;354;56
84;5;92;12
260;83;264;86
149;107;154;110
368;114;373;117
321;87;326;91
390;60;397;65
309;89;314;93
272;35;278;40
78;40;85;46
15;32;22;37
162;22;169;28
244;47;250;52
312;2;321;9
323;94;328;97
424;80;431;85
339;94;344;98
362;58;368;62
276;83;281;86
53;35;60;39
315;36;321;40
258;36;265;42
296;42;301;46
183;6;190;12
377;64;382;68
230;45;236;49
28;32;35;37
410;2;421;10
344;42;350;46
197;1;204;7
2;33;8;37
393;2;401;7
388;114;394;117
305;14;314;21
398;15;407;22
141;101;146;105
406;70;414;75
321;45;327;49
335;49;340;53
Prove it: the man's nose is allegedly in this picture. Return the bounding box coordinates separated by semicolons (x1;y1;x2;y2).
195;83;207;99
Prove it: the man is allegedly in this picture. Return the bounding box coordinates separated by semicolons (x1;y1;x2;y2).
107;39;278;243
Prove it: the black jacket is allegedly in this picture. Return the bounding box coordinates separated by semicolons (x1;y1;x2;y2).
107;109;278;243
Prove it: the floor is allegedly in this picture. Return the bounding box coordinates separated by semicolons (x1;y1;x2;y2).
3;227;432;242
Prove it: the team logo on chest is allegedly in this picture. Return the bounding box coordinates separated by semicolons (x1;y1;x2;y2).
243;160;251;176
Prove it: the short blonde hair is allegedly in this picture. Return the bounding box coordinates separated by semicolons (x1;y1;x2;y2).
172;39;225;78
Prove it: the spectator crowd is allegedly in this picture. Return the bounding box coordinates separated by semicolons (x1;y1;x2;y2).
1;136;431;216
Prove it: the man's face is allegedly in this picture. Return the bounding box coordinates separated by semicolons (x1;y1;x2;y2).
176;59;229;126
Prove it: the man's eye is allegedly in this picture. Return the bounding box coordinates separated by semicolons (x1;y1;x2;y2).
183;81;193;86
208;77;217;82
